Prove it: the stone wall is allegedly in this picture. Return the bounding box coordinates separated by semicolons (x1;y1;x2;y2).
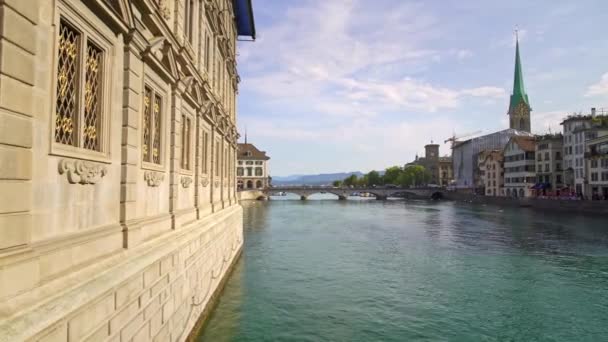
237;190;267;201
0;0;245;340
445;191;608;215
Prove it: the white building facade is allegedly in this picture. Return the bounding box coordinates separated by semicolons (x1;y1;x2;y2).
237;143;270;189
535;134;564;194
504;136;536;198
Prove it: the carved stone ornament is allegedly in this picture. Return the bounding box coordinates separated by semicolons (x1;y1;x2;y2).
144;171;165;187
181;176;193;188
200;176;210;187
58;159;107;185
154;0;171;19
214;180;220;188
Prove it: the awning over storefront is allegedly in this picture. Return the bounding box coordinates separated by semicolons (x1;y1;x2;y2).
234;0;256;39
530;183;551;190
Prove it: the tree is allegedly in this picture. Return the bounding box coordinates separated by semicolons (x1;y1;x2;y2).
343;174;358;187
383;166;402;185
367;170;381;186
332;180;342;187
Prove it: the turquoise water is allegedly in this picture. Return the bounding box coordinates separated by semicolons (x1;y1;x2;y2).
198;195;608;341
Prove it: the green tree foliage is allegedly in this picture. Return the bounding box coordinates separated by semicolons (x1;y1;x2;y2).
342;174;358;187
341;165;433;187
367;170;381;185
332;180;342;187
383;166;402;185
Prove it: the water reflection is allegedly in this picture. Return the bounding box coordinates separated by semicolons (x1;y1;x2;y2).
199;199;608;341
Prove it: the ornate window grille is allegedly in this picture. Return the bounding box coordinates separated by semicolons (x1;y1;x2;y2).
215;142;221;176
202;131;209;174
55;19;105;152
181;115;191;170
142;86;163;164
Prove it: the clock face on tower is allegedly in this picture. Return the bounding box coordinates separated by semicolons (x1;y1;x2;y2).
514;102;529;118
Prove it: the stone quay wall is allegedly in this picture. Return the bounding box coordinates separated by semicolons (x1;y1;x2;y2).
237;190;267;201
0;0;245;340
445;192;608;215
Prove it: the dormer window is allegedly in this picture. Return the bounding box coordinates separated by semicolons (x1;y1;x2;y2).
246;151;252;157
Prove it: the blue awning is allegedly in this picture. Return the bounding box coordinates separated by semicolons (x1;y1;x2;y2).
233;0;256;39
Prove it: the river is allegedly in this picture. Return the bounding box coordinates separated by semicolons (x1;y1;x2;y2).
197;194;608;341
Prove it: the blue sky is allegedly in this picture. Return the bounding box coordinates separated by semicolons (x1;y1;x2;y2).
236;0;608;176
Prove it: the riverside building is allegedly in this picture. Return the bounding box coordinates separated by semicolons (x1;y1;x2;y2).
585;133;608;199
406;142;453;186
0;0;255;341
237;141;271;189
534;134;564;194
503;136;537;198
477;150;504;196
561;108;608;197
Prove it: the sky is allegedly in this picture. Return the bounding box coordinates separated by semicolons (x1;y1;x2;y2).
235;0;608;177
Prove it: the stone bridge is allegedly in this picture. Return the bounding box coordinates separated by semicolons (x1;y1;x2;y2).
263;186;445;200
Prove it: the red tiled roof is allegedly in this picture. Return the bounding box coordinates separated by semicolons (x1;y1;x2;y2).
237;143;270;160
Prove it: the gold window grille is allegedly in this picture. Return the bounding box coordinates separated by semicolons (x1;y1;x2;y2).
202;131;209;174
215;142;220;176
55;19;104;152
142;86;163;164
181;115;191;170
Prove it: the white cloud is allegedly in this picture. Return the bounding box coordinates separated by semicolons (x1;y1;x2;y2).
238;0;504;119
585;72;608;97
532;110;567;134
455;49;474;60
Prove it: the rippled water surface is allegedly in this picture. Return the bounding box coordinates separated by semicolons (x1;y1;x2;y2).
198;195;608;341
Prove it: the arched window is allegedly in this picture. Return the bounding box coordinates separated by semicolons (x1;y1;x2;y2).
256;180;263;188
246;180;253;189
519;188;525;198
519;117;526;130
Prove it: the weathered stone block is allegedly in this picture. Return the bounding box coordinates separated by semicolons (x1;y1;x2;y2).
0;145;31;180
0;39;35;85
115;275;144;309
68;293;114;341
0;74;33;116
0;212;30;249
0;180;31;213
0;6;37;54
0;257;39;299
120;312;144;342
143;262;161;288
36;323;66;342
132;321;150;342
0;111;32;148
109;298;140;334
1;0;39;24
82;323;109;342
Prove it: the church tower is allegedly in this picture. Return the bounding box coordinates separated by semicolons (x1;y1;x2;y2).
508;33;531;132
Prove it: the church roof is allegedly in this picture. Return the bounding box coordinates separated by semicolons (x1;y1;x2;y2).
237;143;270;160
509;37;530;112
509;136;535;152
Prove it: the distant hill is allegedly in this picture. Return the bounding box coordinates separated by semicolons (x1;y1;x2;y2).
272;172;364;186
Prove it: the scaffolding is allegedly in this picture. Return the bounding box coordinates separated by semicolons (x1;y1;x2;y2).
452;129;533;188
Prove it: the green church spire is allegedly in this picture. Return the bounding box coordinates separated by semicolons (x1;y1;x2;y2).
509;33;530;111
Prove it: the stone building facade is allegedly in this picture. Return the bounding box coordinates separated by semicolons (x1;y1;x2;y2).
561;109;608;197
535;134;564;193
0;0;254;341
503;136;536;198
237;142;270;189
477;150;504;196
407;143;452;186
585;133;608;199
